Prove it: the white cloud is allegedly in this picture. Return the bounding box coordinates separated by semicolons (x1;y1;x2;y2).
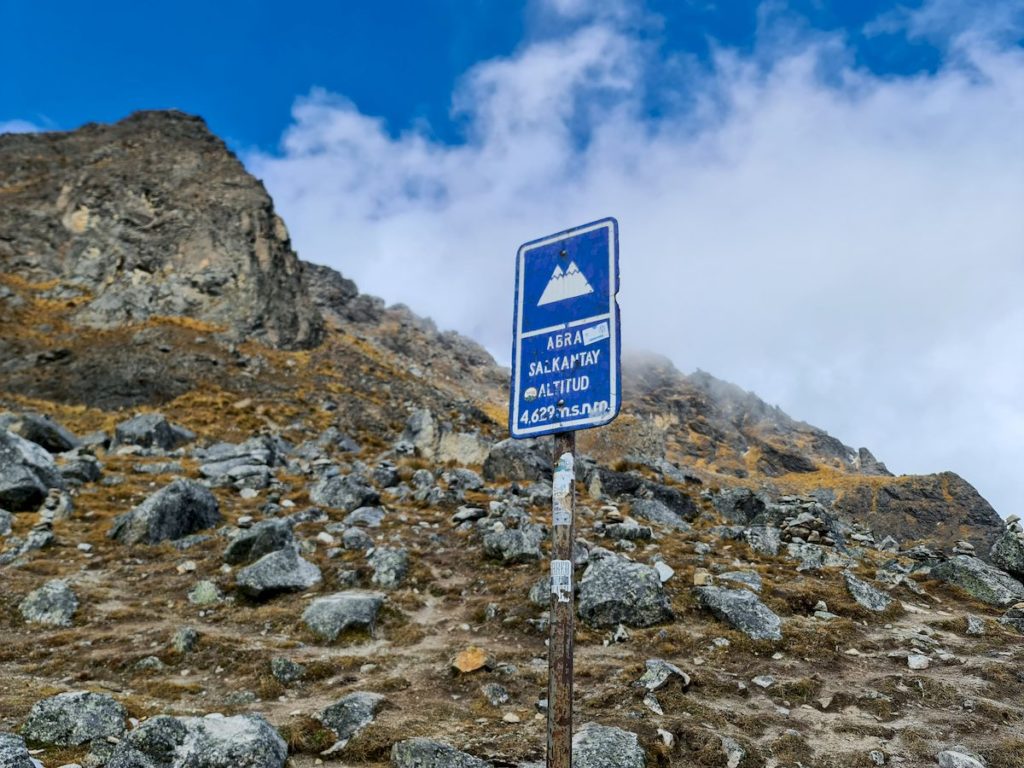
247;2;1024;517
0;119;40;134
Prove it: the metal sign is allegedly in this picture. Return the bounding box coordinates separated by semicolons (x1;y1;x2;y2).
509;217;621;438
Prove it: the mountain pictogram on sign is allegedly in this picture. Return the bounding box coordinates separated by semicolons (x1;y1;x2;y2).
537;261;594;306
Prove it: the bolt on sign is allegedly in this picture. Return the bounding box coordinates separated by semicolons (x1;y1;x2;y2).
508;218;621;768
509;217;621;438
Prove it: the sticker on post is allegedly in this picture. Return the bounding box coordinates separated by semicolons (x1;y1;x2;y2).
552;452;574;526
551;559;573;603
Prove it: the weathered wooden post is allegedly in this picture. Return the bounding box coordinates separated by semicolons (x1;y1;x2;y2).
508;218;620;768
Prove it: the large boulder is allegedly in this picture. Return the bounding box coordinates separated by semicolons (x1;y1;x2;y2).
235;547;322;599
223;519;294;565
578;557;673;628
843;571;893;613
303;591;385;642
0;430;64;511
310;473;380;512
990;527;1024;580
482;439;550;482
368;547;410;589
930;555;1024;607
573;722;646;768
483;524;545;564
318;692;386;754
109;479;221;545
391;738;490;768
0;412;79;453
20;580;78;627
0;733;34;768
696;586;783;640
106;713;287;768
113;413;195;451
21;691;126;746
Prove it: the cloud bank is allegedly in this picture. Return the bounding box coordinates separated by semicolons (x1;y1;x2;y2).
247;1;1024;516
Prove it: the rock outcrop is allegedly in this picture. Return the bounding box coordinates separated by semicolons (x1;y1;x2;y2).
0;111;322;350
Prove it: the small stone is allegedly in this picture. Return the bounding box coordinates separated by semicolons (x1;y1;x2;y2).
502;712;520;723
271;657;306;684
965;614;985;636
653;561;674;583
171;626;199;653
907;654;930;670
636;659;690;691
239;488;259;500
692;568;712;586
752;675;775;689
452;647;492;674
188;580;222;605
481;683;510;707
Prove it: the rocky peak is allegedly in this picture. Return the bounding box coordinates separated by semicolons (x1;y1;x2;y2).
0;110;322;349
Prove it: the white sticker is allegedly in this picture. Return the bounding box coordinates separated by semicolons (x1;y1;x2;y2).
551;559;573;603
582;321;610;346
552;452;574;527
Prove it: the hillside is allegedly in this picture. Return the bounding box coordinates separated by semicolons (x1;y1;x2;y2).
0;112;1021;768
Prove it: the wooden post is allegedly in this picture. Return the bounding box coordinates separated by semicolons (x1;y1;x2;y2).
547;431;576;768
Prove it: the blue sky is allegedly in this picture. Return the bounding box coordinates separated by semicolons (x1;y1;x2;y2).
2;0;950;150
3;1;1024;519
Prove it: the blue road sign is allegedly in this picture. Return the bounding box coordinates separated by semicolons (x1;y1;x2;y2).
509;217;621;438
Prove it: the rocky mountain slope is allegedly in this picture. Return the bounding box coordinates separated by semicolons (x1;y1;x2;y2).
0;112;1021;768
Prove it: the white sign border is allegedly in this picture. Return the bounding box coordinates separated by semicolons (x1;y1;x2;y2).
510;218;619;438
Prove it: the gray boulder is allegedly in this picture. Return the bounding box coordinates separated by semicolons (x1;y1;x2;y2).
629;497;691;531
0;508;11;536
21;691;126;746
270;657;306;684
368;547;409;589
109;479;221;545
931;555;1024;607
343;527;374;550
223;519;294;565
235;547;321;599
712;488;766;524
573;722;646;768
311;474;380;512
58;450;103;485
20;580;78;626
112;413;195;451
318;691;386;754
483;524;545;564
0;412;79;453
843;571;893;612
482;439;550;482
1000;602;1024;633
936;748;986;768
578;557;673;628
0;430;64;511
0;733;34;768
391;738;490;768
303;591;385;642
696;586;783;640
990;528;1024;580
718;571;762;593
744;526;781;556
106;713;287;768
344;506;386;528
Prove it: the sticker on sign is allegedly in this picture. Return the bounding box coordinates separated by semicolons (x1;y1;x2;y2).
509;217;621;438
